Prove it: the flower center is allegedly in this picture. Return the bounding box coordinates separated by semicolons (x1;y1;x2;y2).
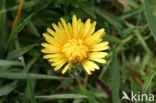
62;39;88;63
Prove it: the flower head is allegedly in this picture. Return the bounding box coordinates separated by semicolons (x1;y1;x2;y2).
41;15;109;75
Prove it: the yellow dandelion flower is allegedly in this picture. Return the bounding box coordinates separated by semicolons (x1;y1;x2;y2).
41;15;109;75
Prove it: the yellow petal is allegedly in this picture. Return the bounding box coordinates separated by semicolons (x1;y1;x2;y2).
60;18;71;39
95;42;109;47
62;63;71;74
47;28;56;37
48;57;64;62
77;19;82;33
41;49;59;53
92;46;109;51
93;28;105;35
54;62;66;71
58;22;71;40
92;29;105;38
84;60;100;71
43;54;63;59
88;61;100;71
91;58;107;64
82;60;92;75
41;43;51;47
60;17;67;29
67;23;73;36
79;22;84;38
72;15;77;38
81;19;91;39
88;52;108;59
52;23;59;31
85;61;95;71
55;23;63;35
41;43;60;51
58;22;63;29
88;61;100;70
51;59;67;66
87;21;96;35
42;33;58;45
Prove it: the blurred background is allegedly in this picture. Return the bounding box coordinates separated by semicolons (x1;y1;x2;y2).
0;0;156;103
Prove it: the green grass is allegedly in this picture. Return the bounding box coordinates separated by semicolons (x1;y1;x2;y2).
0;0;156;103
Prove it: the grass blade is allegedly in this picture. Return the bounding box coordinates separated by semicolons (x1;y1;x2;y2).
0;72;70;80
11;0;24;33
134;29;151;53
73;99;82;103
111;50;121;103
143;55;156;93
77;2;96;19
0;82;17;96
26;71;37;103
103;35;122;44
124;0;139;8
125;22;151;53
36;94;87;99
7;13;33;46
94;7;124;33
0;60;21;66
144;0;156;42
80;86;100;103
27;21;40;37
0;0;8;58
7;44;36;59
7;1;36;11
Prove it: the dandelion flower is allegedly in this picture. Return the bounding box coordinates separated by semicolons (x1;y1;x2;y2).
41;15;109;75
